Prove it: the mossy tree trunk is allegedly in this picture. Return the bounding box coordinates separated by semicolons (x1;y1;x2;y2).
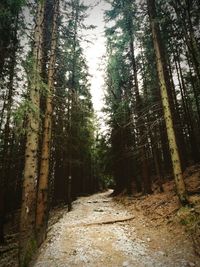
147;0;188;205
19;1;45;265
35;0;59;246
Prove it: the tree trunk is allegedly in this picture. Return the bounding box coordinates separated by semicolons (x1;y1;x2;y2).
35;0;59;246
186;50;200;126
0;93;6;131
147;0;188;205
171;1;200;90
0;15;18;244
175;50;199;162
129;30;152;194
19;1;45;265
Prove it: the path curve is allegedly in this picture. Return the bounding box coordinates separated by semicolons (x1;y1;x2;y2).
33;191;199;267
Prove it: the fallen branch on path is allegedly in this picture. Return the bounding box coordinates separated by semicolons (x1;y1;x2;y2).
70;216;135;228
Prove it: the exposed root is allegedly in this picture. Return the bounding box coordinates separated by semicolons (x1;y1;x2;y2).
69;216;135;228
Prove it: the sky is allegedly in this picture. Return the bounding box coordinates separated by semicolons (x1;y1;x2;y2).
82;0;110;114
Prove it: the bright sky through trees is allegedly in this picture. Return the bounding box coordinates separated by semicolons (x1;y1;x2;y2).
82;0;109;113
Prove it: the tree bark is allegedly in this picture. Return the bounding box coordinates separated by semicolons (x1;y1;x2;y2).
35;0;59;246
147;0;188;205
175;49;199;162
19;1;45;265
128;20;151;194
0;11;19;245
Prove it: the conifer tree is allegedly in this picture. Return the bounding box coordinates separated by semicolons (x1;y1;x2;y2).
147;0;188;204
19;0;46;264
36;0;59;246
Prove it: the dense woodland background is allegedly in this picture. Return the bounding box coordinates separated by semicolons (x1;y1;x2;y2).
0;0;200;266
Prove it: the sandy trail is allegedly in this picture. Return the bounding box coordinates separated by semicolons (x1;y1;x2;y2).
33;191;199;267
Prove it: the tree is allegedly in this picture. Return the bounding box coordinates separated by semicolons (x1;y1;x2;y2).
35;0;59;246
147;0;188;205
51;0;97;205
0;0;25;244
19;0;46;264
104;0;152;194
0;0;23;76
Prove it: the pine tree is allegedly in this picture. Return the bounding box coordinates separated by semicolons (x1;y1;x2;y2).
147;0;188;205
0;0;23;244
35;0;59;246
19;0;46;264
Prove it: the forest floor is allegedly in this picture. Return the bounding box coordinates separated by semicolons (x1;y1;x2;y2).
31;169;200;267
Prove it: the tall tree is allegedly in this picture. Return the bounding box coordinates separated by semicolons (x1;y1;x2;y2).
104;0;152;194
0;0;23;244
147;0;188;204
35;0;59;246
52;0;97;204
19;0;46;264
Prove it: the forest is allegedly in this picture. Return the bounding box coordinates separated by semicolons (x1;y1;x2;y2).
0;0;200;266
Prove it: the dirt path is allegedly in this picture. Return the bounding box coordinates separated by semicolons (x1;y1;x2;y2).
33;191;199;267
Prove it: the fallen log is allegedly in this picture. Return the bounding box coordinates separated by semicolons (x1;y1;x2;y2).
70;216;135;228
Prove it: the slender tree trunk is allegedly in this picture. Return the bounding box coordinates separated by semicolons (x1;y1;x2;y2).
175;50;200;161
0;55;15;244
186;12;200;85
166;53;187;169
35;0;59;246
19;1;45;265
159;120;171;173
153;144;164;192
173;52;190;145
0;93;7;131
186;50;200;125
67;92;72;211
171;1;200;88
147;0;188;205
129;33;152;194
148;120;164;192
140;42;164;193
0;16;18;244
